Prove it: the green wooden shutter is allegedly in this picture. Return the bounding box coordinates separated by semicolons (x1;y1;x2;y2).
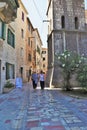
13;64;15;79
2;22;6;40
6;63;9;80
13;34;15;48
7;29;11;45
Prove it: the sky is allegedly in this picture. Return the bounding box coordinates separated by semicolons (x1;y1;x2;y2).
22;0;87;48
22;0;48;48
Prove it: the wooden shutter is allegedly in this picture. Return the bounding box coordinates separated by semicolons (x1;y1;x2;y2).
13;64;15;78
6;63;9;80
2;22;6;40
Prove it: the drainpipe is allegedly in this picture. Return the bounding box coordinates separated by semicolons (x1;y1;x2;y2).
63;31;66;51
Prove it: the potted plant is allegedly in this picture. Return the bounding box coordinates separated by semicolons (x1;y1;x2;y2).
3;80;14;93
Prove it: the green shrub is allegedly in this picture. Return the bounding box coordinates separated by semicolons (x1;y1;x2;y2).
55;50;82;91
77;62;87;91
4;81;14;88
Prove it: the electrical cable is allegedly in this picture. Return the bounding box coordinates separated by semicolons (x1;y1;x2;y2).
23;0;47;47
32;0;43;21
32;0;47;45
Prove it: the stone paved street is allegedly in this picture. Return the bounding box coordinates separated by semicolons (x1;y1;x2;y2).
0;82;87;130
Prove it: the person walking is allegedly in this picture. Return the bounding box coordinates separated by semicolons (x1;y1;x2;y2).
31;71;38;89
39;70;45;90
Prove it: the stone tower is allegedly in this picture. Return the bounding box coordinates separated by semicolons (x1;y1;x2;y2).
46;0;87;87
53;0;85;30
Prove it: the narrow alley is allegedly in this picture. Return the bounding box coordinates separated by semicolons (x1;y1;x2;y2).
0;82;87;130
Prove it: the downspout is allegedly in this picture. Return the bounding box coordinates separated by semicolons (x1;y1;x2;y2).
63;31;66;51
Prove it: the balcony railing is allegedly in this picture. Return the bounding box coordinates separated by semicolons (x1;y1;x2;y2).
0;0;19;23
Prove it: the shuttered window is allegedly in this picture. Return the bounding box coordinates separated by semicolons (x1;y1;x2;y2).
7;29;15;48
6;63;15;80
0;19;6;40
28;54;32;61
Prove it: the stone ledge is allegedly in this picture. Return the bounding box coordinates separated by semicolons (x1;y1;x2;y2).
3;87;15;94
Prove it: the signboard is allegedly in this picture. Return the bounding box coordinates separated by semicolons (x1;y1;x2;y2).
15;77;22;88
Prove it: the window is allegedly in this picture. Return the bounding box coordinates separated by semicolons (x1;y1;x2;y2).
43;57;45;61
42;51;46;54
22;12;24;21
28;23;30;31
61;16;65;29
75;17;79;29
43;64;45;68
7;29;15;48
0;19;6;40
37;45;40;54
31;28;33;34
28;37;30;46
0;21;2;38
20;48;23;56
59;0;62;4
31;41;32;48
21;29;24;38
28;54;32;61
6;62;15;79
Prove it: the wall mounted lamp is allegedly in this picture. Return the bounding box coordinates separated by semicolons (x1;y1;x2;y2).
43;20;50;22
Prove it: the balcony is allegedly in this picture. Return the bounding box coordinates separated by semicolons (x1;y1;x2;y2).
0;0;19;23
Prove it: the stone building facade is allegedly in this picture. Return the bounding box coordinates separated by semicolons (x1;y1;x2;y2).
15;0;28;82
46;0;87;87
25;18;34;82
42;48;48;74
0;0;43;93
0;0;19;93
33;28;43;73
85;10;87;23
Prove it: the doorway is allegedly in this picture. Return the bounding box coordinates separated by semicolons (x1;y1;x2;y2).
20;67;23;78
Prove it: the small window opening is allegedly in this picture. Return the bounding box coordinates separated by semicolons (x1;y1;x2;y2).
61;16;65;29
75;17;79;29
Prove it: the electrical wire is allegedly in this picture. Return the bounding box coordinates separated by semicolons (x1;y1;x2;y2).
32;0;43;21
32;0;47;45
23;0;47;47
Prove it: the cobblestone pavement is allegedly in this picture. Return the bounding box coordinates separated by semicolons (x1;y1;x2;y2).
0;82;87;130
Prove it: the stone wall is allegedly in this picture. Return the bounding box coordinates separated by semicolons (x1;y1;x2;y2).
52;30;87;87
54;30;87;56
46;34;53;87
53;0;85;30
47;0;87;88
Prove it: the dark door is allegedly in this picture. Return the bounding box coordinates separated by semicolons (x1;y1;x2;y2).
20;67;23;78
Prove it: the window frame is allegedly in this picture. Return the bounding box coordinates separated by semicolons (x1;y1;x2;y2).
0;19;6;40
28;53;32;61
21;29;24;38
61;15;65;29
22;11;24;21
7;28;15;48
75;17;79;29
6;62;15;80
